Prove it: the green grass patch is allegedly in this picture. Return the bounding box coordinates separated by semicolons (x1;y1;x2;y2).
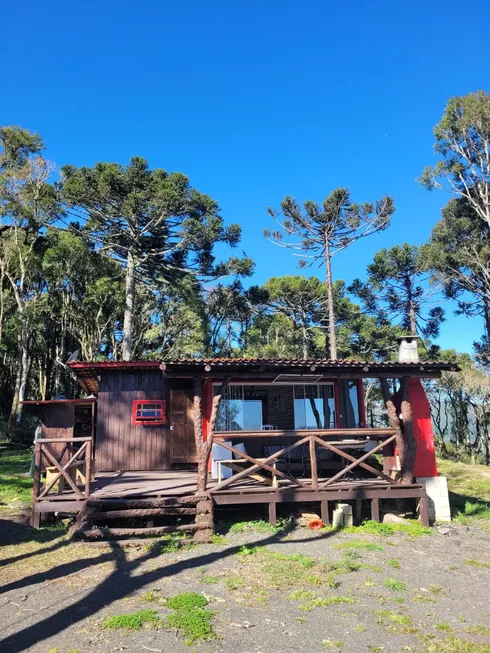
435;623;453;633
228;519;279;534
437;459;490;524
343;519;431;537
420;634;490;652
0;451;32;505
376;609;416;634
165;592;208;610
334;540;384;551
162;592;215;645
299;596;356;611
464;559;490;569
164;608;215;645
388;558;401;569
199;573;220;585
322;640;344;649
287;589;317;601
466;625;490;636
384;578;406;592
210;534;229;545
101;609;161;630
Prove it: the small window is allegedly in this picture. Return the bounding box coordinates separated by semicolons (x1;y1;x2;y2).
132;400;166;426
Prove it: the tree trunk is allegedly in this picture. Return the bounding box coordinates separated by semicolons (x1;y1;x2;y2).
399;377;417;483
380;378;417;484
408;301;417;336
301;307;308;359
122;251;136;361
9;330;29;435
195;376;230;493
324;243;337;359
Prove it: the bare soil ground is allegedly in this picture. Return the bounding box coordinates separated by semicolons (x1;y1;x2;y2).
1;511;490;653
1;457;490;653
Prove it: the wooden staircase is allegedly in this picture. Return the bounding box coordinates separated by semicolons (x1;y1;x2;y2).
70;495;214;545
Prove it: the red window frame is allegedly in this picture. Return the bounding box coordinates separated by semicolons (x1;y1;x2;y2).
132;399;166;426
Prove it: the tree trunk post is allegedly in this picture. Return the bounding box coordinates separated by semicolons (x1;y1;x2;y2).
122;251;136;361
324;244;337;359
195;376;230;493
380;377;417;485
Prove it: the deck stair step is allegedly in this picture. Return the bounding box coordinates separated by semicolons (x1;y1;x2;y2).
76;523;205;540
89;507;197;520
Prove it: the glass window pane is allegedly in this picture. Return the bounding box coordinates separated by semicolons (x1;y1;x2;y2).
293;385;335;429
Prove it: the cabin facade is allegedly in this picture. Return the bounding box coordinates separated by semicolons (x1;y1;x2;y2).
26;350;458;537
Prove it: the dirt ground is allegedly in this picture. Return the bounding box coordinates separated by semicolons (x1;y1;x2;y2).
1;510;490;653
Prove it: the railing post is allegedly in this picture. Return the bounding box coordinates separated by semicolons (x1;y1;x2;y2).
85;439;92;498
30;442;42;528
309;435;318;488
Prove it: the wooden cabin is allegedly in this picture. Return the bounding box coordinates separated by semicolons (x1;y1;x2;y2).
27;354;458;537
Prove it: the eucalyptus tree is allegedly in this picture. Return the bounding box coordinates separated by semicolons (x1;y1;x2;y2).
0;126;59;426
265;187;394;358
61;157;253;360
349;243;445;339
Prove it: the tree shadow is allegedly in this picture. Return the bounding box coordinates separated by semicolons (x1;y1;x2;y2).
0;525;338;652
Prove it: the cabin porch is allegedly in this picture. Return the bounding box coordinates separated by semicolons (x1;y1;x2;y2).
30;428;430;538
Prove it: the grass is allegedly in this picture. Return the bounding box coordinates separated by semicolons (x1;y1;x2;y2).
227;519;279;534
466;625;490;636
334;540;384;551
376;609;416;634
162;592;215;645
388;558;401;569
164;608;215;644
437;459;490;523
384;578;406;592
101;609;161;630
0;450;32;506
420;635;490;652
165;592;208;610
298;596;356;611
343;519;431;537
464;559;490;569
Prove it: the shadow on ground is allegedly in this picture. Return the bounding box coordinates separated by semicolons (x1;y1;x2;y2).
0;524;339;652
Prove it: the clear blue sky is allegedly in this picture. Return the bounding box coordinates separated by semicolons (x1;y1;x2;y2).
2;0;489;353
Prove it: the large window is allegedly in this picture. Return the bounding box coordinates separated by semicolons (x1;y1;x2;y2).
216;386;265;431
294;385;336;429
215;384;336;431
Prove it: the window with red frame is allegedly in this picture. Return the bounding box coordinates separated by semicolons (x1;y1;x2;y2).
132;400;166;426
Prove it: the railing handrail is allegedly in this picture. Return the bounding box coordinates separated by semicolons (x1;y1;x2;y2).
36;437;92;444
214;428;395;439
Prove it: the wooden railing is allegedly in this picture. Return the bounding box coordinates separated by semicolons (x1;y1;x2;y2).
32;437;93;503
211;429;397;493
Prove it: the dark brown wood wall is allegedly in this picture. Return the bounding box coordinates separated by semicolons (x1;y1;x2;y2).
40;404;75;470
95;370;171;472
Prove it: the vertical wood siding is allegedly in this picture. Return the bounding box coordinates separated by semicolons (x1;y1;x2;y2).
96;370;170;471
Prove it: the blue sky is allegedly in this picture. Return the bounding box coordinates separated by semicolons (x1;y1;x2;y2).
2;0;489;353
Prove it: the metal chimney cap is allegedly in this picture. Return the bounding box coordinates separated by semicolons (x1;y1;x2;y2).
396;335;420;343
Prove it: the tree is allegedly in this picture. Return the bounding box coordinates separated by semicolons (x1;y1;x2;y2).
0;126;59;428
265;188;394;359
61;157;253;361
258;276;328;358
425;197;490;363
420;91;490;230
349;243;445;339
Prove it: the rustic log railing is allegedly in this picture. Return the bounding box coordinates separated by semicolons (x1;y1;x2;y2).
31;437;93;527
211;429;397;493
